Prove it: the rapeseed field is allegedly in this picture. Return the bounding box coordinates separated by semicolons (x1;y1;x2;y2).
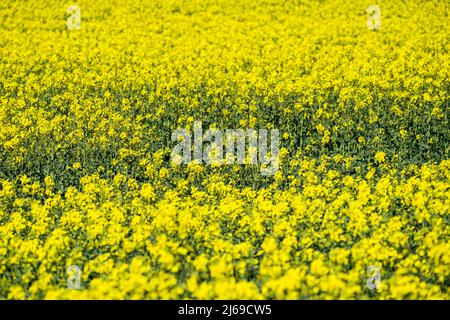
0;0;449;299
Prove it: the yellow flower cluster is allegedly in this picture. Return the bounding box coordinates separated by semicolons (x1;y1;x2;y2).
0;0;449;299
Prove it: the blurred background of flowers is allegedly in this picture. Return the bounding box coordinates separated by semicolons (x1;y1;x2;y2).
0;0;449;299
